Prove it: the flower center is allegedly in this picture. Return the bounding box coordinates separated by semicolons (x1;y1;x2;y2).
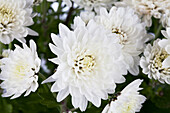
112;27;128;45
152;50;170;74
13;61;34;79
121;100;136;113
72;54;96;75
0;6;15;32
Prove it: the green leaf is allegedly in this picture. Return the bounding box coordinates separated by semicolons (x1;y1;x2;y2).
0;97;13;113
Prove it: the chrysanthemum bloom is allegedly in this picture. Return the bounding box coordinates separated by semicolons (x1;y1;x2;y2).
102;79;146;113
115;0;170;27
43;17;127;111
72;0;115;12
140;28;170;84
0;0;38;44
95;7;149;75
0;40;41;99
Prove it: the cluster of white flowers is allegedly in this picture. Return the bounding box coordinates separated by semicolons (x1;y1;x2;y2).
0;0;170;112
115;0;170;27
140;28;170;84
72;0;115;12
42;4;148;112
54;0;115;12
0;0;41;99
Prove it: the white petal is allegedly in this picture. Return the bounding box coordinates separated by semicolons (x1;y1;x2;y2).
162;56;170;68
102;104;110;113
27;28;39;36
59;23;71;38
79;96;88;111
91;96;101;107
49;58;60;64
49;43;63;55
42;76;56;84
57;87;69;102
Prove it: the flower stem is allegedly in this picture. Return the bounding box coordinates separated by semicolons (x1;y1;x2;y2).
56;0;62;15
0;42;2;55
8;43;12;49
60;98;69;113
155;24;163;39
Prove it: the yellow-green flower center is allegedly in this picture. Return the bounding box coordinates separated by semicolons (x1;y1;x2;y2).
112;27;128;45
14;62;30;79
152;49;170;73
0;6;15;27
73;54;96;75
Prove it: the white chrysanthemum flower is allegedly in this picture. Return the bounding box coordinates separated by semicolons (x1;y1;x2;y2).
0;0;38;44
115;0;170;27
95;7;148;75
42;17;127;111
0;40;41;99
140;28;170;84
102;79;146;113
72;0;115;12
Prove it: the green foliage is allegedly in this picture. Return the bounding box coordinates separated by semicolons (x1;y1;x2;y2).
0;97;13;113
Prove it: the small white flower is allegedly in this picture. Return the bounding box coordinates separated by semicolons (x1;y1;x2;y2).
115;0;170;27
0;0;38;44
72;0;115;12
140;28;170;84
0;40;41;99
43;17;126;111
102;79;146;113
95;7;149;75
